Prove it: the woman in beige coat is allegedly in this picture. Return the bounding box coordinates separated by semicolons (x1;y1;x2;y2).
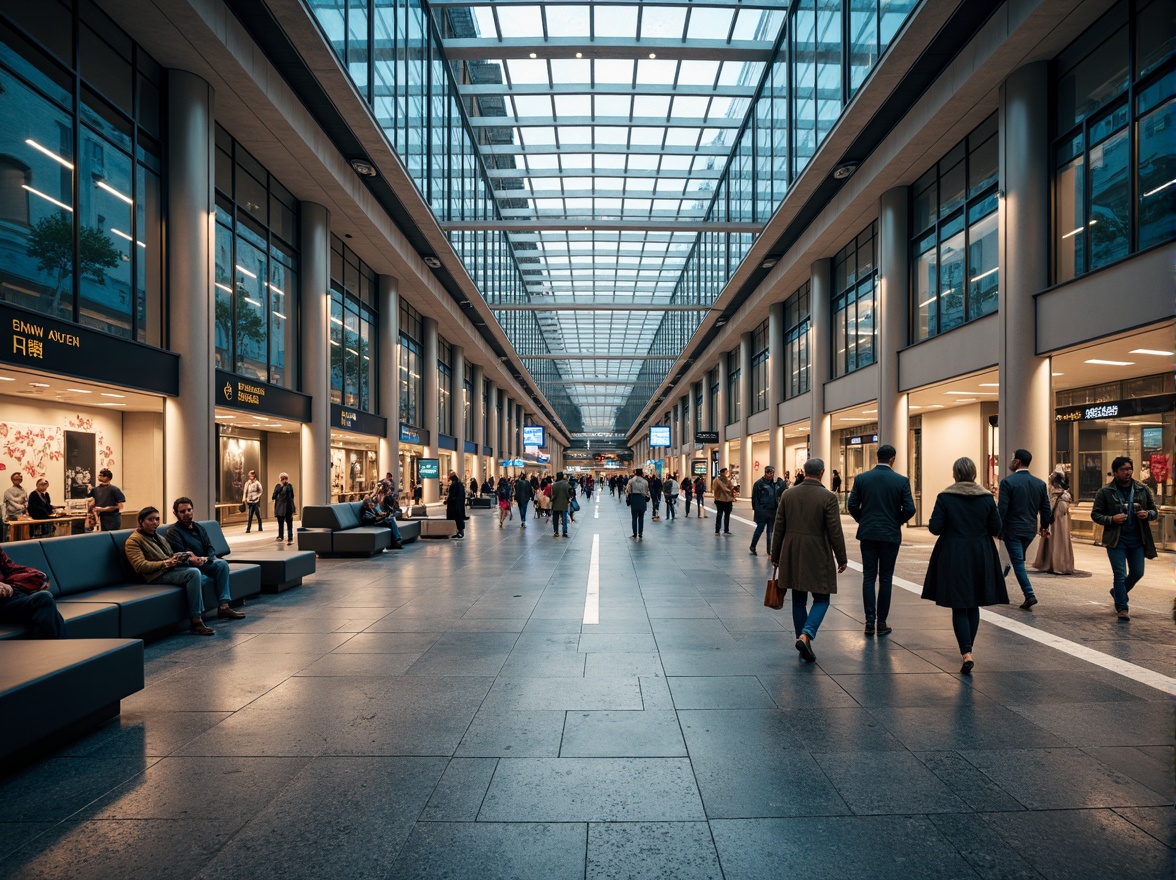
1032;467;1075;574
769;458;848;662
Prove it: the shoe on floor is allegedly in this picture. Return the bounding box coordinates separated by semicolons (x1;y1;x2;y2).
795;636;816;663
864;623;875;636
749;546;757;556
1019;596;1038;610
217;604;245;620
632;534;637;539
1116;609;1130;620
190;618;215;636
876;621;892;636
286;540;293;545
723;531;732;536
391;540;403;549
960;658;974;674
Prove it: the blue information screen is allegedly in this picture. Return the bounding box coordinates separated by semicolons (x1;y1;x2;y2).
649;426;671;448
418;458;440;479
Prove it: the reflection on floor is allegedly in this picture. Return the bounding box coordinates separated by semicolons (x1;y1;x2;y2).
0;493;1172;879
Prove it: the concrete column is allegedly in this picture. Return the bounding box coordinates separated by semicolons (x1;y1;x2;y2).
470;364;484;482
164;70;215;516
679;393;691;477
298;202;331;507
999;63;1052;467
739;331;753;493
768;301;786;473
716;354;730;471
452;344;465;479
878;186;910;472
378;274;400;486
699;378;711;434
810;259;833;466
422;316;439;503
486;381;498;477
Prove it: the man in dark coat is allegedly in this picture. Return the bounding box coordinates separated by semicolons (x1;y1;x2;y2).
550;473;572;537
513;475;535;528
769;458;847;663
749;466;785;556
1090;456;1158;621
847;444;916;635
997;448;1053;610
445;474;466;538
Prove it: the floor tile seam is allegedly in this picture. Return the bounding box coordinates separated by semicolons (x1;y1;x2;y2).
1075;747;1176;801
907;747;1035;814
999;702;1175;749
923;813;1049;880
1109;805;1175;847
851;561;1176;695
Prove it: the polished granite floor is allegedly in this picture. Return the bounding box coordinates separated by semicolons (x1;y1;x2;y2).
0;492;1172;879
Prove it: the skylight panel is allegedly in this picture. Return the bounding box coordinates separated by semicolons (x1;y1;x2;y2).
659;155;693;171
594;154;626;169
470;6;499;39
561;152;594;166
512;95;554;117
628;127;665;146
719;61;763;87
544;4;589;38
730;8;766;42
594;59;635;84
638;6;687;39
635;59;677;85
625;177;655;192
626;154;659;170
505;59;550;85
558;126;593;144
554;94;591;117
523;127;557;145
687;8;734;41
593;4;639;38
669;95;709;120
664;127;702;146
496;5;544;38
707;96;733;119
594;94;632;117
595;126;630;145
632;94;671;117
524;154;560;169
677;60;720;87
623;198;653;213
548;58;590;83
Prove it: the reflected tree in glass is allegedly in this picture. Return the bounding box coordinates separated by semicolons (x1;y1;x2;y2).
27;213;120;316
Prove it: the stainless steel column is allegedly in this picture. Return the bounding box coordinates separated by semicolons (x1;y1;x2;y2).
739;331;753;491
470;364;484;482
768;301;786;473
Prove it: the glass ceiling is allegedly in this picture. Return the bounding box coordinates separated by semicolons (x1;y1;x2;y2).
437;1;785;434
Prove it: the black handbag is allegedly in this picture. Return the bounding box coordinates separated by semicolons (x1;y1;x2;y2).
238;502;246;513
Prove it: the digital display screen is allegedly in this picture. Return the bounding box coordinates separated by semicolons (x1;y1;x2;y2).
418;458;439;479
649;426;671;447
522;425;546;447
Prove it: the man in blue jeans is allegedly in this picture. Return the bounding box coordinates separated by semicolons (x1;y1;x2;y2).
997;448;1053;610
1090;457;1158;621
167;497;246;621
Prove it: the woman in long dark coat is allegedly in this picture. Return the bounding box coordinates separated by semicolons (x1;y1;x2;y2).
921;457;1008;674
445;473;466;538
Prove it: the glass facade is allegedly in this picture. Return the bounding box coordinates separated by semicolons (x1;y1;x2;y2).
784;283;811;398
399;299;423;428
438;336;452;436
831;222;877;379
911;115;999;342
1054;0;1175;283
0;0;163;344
750;320;769;414
214;127;299;388
329;236;377;412
726;349;741;424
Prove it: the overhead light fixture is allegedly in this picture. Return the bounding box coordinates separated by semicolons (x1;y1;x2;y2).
648;53;656;59
832;161;858;180
350;158;378;178
529;52;537;58
760;258;778;269
1129;349;1173;356
423;256;442;268
1084;358;1134;366
575;52;583;58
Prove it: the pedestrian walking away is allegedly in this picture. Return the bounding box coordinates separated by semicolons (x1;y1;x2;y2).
1090;457;1158;621
682;475;694;516
271;473;296;544
663;473;679;520
445;473;467;538
997;448;1053;609
712;468;735;535
514;475;534;528
920;457;1009;674
847;444;916;635
694;475;707;518
626;469;650;539
748;466;785;556
769;458;847;663
550;473;572;537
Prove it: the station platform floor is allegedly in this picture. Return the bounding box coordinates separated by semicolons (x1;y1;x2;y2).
0;491;1171;879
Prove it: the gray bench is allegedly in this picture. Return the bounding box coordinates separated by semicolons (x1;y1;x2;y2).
298;503;420;557
0;638;144;769
196;520;315;592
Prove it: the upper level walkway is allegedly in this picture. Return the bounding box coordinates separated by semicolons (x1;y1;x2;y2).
0;487;1171;879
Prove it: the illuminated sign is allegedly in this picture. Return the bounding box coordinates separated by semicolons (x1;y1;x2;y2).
418;458;440;479
216;370;311;421
692;461;708;475
1055;395;1174;423
694;431;719;444
522;425;546;447
649;426;671;447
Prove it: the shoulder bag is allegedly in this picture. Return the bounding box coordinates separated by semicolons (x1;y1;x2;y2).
763;564;785;609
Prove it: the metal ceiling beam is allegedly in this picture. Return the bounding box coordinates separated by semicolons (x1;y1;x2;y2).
444;219;761;232
494;187;711;200
491;302;709;311
505;232;690;242
431;0;776;8
522;354;679;360
467;115;743;129
442;37;773;62
457;82;756;98
487;166;724;179
477;142;729;156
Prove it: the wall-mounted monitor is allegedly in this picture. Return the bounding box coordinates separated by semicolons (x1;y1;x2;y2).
649;426;671;448
522;425;546;447
418;458;439;479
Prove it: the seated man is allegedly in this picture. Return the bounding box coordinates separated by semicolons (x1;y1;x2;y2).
359;497;404;549
0;548;65;639
166;497;245;621
124;506;214;636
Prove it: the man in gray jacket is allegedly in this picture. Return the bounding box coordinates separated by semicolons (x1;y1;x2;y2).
550;473;572;538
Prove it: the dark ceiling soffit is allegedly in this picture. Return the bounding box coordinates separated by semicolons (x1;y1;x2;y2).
640;0;1003;434
224;0;568;431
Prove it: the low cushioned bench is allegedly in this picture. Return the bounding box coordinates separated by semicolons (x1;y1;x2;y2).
416;519;458;538
0;529;260;640
0;638;144;768
191;520;315;592
469;497;493;509
298;502;420;557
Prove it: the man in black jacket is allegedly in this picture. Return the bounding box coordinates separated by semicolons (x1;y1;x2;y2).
997;448;1053;610
749;466;785;556
167;498;245;621
1090;456;1158;621
848;445;916;635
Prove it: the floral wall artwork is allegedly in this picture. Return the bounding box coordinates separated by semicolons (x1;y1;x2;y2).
0;408;118;498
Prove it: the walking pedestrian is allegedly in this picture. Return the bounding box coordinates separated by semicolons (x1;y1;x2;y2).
550;472;571;537
664;473;679;520
682;473;694;516
271;472;296;545
749;466;785;556
1090;457;1158;621
997;448;1053;609
694;475;707;518
626;469;650;539
243;469;264;532
445;473;466;538
920;457;1009;674
847;444;916;635
769;459;847;662
712;468;735;535
514;475;534;528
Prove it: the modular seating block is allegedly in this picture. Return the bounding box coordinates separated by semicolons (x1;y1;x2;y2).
153;526;263;606
300;503;393;556
395;521;421;543
297;528;334;554
417;520;459;538
469;497;493;509
0;638;144;765
0;541;119;640
200;520;316;592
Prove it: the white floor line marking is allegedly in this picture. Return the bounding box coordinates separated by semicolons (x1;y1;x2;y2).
583;534;600;625
705;505;1174;694
594;504;599;519
862;562;1176;695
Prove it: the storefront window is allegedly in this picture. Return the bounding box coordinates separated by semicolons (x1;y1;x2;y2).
213;127;300;388
910;116;999;342
832;221;877;377
0;3;163;343
1053;1;1175;282
438;337;452;436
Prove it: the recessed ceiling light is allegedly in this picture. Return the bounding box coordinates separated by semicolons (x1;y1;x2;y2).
350;158;378;177
0;376;13;381
66;388;92;393
30;382;50;388
529;52;537;59
101;392;126;398
1128;349;1173;356
979;383;999;387
575;52;582;58
1083;359;1134;366
1052;372;1064;376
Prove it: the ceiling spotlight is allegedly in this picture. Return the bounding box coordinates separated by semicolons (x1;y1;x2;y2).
423;256;442;268
575;52;583;58
529;52;537;59
350;158;378;177
714;317;727;326
648;53;657;59
832;161;858;180
761;258;778;269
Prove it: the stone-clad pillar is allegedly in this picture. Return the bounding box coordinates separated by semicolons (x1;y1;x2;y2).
809;259;833;467
378;274;399;488
768;301;786;474
739;331;753;493
878;186;910;473
422;317;439;503
452;344;465;479
470;364;484;483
